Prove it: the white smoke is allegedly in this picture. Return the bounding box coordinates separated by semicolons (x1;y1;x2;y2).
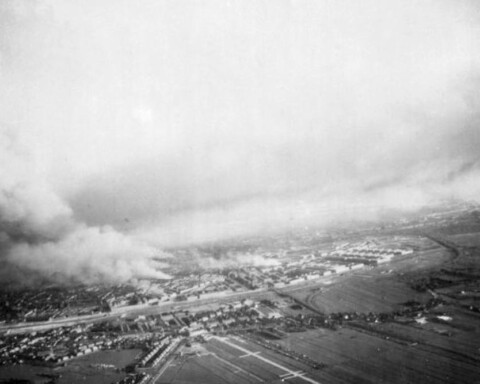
0;129;170;284
1;0;480;283
8;225;170;284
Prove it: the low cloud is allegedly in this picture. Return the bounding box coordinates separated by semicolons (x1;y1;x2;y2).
1;0;480;284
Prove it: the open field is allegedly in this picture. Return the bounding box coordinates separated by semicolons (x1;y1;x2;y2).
0;364;52;384
447;232;480;247
57;349;142;384
287;245;451;314
154;335;321;384
151;309;480;384
276;327;480;384
273;233;480;384
299;274;431;314
0;349;141;384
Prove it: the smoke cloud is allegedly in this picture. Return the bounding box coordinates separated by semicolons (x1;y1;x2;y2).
0;129;170;285
1;0;480;283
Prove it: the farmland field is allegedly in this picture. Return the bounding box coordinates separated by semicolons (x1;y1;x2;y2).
154;335;320;384
276;327;480;384
300;274;431;313
56;349;142;384
447;232;480;247
0;349;141;384
284;245;453;315
273;233;480;384
0;364;52;384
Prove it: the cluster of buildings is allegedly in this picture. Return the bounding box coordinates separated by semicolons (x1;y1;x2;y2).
2;280;445;384
218;244;414;290
0;323;154;365
0;296;283;367
158;272;242;301
112;299;285;335
0;239;415;329
325;242;413;266
185;299;285;334
137;336;181;367
113;372;150;384
0;234;418;372
0;284;141;323
137;242;414;304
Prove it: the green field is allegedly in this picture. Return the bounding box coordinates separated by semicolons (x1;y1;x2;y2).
276;327;480;384
0;349;141;384
155;336;318;384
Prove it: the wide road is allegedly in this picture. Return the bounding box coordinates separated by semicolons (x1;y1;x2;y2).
0;259;397;335
0;286;273;334
0;273;346;335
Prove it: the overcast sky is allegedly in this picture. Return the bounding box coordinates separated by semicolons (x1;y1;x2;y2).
1;0;480;283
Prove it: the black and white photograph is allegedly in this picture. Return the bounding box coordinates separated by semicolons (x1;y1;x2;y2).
1;1;480;383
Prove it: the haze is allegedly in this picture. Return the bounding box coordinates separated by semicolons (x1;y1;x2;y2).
1;0;480;284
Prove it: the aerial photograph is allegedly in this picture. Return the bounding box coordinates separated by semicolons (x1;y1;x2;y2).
1;0;480;383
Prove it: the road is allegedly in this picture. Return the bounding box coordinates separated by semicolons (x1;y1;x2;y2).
0;289;270;334
0;276;340;335
150;354;177;384
0;260;386;335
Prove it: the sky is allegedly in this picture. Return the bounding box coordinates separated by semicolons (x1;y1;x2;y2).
1;0;480;284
